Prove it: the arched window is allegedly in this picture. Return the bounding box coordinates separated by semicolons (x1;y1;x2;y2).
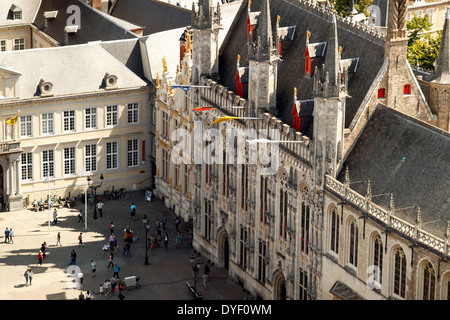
330;207;339;254
422;262;436;300
443;273;450;300
373;234;383;285
393;247;407;298
349;220;358;267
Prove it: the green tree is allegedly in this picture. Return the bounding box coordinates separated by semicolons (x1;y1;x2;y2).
330;0;374;17
406;14;441;70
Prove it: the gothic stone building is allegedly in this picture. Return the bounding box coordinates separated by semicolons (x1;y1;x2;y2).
155;0;450;300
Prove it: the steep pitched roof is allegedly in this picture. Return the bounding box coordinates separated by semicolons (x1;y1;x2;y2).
33;0;138;45
109;0;191;36
0;0;41;27
337;104;450;239
0;42;147;99
218;0;386;138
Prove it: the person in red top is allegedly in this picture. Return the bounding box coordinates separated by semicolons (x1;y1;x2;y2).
37;250;43;266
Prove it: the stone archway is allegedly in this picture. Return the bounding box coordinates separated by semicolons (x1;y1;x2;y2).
273;271;287;300
217;228;230;270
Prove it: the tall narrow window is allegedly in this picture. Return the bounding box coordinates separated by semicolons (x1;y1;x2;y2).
127;102;139;124
422;262;436;300
20;115;32;137
85;144;97;172
204;199;212;240
162;149;169;181
63;110;75;132
257;240;267;283
161;111;169;139
63;147;76;175
13;38;25;50
241;164;248;211
279;175;288;240
330;208;340;254
299;268;309;300
240;226;248;270
41;113;54;134
106;141;118;170
0;40;6;52
127;139;139;167
394;247;407;298
349;220;359;267
85;108;97;129
260;176;268;224
183;164;189;196
42;150;54;178
21;152;33;180
373;234;383;285
106;105;118;126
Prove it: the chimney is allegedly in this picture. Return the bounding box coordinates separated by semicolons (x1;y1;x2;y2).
91;0;109;13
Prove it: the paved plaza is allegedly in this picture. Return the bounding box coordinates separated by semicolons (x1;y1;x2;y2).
0;190;247;300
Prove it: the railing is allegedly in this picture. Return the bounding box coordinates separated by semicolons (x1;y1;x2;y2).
325;175;449;257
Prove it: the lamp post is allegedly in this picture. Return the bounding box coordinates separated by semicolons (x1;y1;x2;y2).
143;214;150;265
87;173;104;220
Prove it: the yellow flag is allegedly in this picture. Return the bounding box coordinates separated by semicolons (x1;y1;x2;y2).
6;113;18;125
212;116;239;125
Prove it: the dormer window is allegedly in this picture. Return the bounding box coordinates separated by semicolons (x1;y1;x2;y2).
104;72;118;90
10;4;22;20
39;78;54;97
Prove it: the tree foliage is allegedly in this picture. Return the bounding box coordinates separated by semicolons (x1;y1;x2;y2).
330;0;374;17
406;14;441;70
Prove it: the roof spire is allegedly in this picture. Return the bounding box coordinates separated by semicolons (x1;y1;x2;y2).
256;0;273;61
433;8;450;82
323;14;340;87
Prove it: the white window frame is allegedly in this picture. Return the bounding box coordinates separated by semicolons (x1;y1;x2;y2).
13;11;22;20
63;110;76;132
105;105;118;127
106;141;119;170
42;149;55;179
13;38;25;50
21;152;33;180
63;146;76;175
127;138;139;167
85;144;97;173
127;102;139;124
19;115;32;137
41;112;54;135
85;107;97;130
0;40;6;52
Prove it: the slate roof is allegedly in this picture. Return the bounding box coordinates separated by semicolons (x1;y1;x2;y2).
0;42;147;99
337;104;450;239
33;0;138;45
218;0;386;138
109;0;192;36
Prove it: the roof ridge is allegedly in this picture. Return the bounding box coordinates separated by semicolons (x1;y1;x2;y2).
284;0;385;43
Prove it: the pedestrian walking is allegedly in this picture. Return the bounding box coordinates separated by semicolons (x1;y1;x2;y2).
97;200;104;217
202;264;211;290
27;268;33;286
176;232;182;249
78;272;84;288
118;290;125;300
52;209;58;225
188;228;193;248
110;276;117;294
149;235;156;252
56;232;62;246
4;227;10;243
130;203;136;221
77;210;84;224
113;264;120;279
86;291;92;300
91;260;96;277
24;269;29;286
9;228;14;244
40;242;47;258
161;214;167;230
123;242;131;258
99;283;104;296
109;233;115;251
102;243;110;256
78;292;85;300
109;222;115;234
175;216;181;233
155;218;159;231
70;249;77;265
37;251;43;266
107;252;114;268
78;233;83;246
163;232;169;249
